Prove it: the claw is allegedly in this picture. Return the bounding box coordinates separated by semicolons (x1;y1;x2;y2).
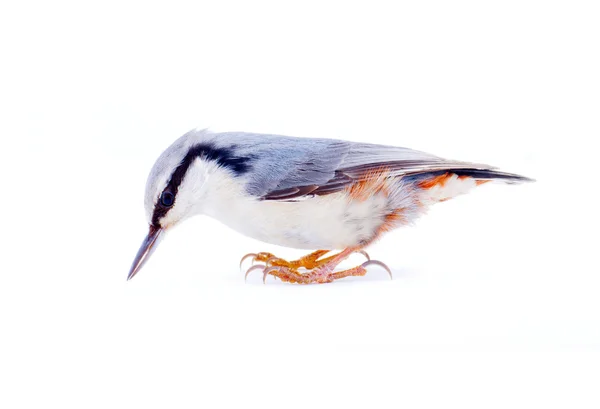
361;260;392;279
244;264;266;282
263;266;280;284
239;253;258;271
356;250;370;261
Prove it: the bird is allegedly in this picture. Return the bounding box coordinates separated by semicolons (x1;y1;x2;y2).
128;128;532;284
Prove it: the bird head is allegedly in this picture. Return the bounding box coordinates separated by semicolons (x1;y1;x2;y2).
127;129;215;280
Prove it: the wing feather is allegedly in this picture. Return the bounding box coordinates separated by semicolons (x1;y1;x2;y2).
211;132;525;201
257;141;495;200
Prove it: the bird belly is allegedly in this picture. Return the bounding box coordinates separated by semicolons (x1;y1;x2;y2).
203;180;422;250
249;193;390;249
221;193;388;249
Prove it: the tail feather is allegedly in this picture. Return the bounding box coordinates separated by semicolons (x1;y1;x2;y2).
444;168;534;184
405;168;534;184
406;168;533;205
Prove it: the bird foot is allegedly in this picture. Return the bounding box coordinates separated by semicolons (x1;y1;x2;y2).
259;260;391;284
241;247;391;284
239;249;370;271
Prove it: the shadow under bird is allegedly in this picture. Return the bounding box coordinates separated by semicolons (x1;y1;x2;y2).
129;129;533;284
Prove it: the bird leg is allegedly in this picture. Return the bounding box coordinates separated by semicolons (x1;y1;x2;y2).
248;248;392;284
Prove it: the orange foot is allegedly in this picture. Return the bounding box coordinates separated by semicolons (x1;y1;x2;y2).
242;248;392;284
240;249;369;272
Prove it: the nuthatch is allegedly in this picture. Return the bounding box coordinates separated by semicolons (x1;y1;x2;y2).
128;129;532;284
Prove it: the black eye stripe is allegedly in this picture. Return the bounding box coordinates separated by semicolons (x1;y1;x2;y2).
151;142;255;227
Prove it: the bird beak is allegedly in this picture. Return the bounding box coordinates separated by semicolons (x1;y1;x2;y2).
127;225;164;280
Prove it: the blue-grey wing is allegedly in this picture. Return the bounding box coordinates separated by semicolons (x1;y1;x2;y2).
211;132;524;200
212;132;350;198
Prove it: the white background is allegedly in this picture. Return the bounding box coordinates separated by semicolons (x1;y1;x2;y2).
1;1;599;408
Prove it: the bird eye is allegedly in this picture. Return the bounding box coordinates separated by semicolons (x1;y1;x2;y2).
160;191;175;207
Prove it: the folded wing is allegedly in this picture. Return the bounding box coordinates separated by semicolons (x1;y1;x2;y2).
212;133;531;201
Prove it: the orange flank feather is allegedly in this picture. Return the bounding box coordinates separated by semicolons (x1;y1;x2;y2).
417;173;454;189
358;207;408;248
344;170;491;248
346;168;392;201
418;172;491;190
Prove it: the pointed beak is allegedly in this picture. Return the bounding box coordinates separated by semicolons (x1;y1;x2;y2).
127;225;164;280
